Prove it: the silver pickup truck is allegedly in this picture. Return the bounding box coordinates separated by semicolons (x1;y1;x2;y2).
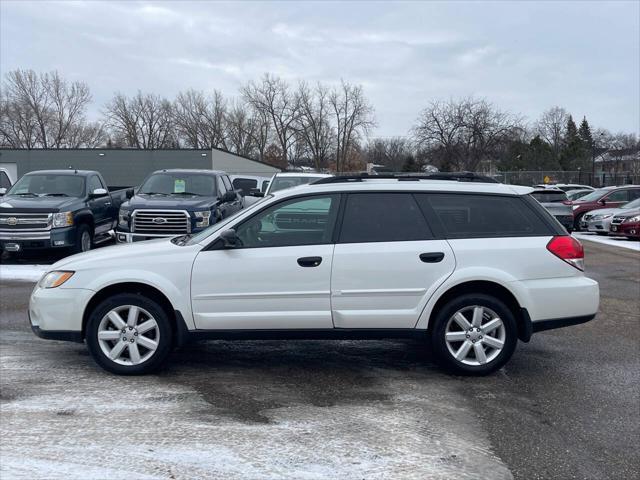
531;188;573;232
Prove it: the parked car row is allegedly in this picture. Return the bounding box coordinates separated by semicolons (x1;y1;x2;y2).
0;168;333;256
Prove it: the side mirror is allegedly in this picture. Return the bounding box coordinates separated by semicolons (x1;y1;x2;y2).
221;191;236;202
91;188;108;198
598;199;606;205
219;229;240;248
0;187;6;196
126;188;134;199
249;189;264;198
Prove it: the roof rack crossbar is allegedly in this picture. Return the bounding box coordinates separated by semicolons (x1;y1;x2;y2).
312;172;499;185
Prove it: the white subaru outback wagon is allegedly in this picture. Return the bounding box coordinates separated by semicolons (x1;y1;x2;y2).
30;174;599;375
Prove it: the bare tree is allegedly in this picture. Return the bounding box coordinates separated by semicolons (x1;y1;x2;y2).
0;69;97;148
535;106;569;160
365;137;412;171
412;97;521;171
330;80;376;172
241;74;300;166
173;89;228;149
104;92;175;149
296;82;334;170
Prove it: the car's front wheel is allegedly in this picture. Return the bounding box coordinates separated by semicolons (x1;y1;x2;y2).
430;293;518;375
86;293;173;375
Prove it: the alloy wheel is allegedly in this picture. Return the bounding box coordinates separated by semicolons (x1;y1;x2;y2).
444;305;506;366
97;305;160;366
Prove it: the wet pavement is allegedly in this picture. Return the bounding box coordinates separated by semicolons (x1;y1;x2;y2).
0;242;638;479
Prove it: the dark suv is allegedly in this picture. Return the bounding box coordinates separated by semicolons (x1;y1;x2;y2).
569;185;640;231
116;169;242;242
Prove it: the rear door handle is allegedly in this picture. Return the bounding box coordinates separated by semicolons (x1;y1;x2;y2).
420;252;445;263
297;256;322;267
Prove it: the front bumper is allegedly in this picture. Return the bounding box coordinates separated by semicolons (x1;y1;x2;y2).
610;222;640;237
29;285;94;336
116;231;178;243
0;226;76;251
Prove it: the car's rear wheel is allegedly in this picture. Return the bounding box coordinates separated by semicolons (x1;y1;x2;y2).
573;213;585;232
86;293;173;375
430;293;517;375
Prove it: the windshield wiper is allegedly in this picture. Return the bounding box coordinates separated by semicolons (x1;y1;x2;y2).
14;192;38;197
171;191;202;196
44;193;69;197
171;234;192;246
141;192;169;196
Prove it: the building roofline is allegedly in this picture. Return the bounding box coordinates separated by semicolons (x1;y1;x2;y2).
0;147;282;171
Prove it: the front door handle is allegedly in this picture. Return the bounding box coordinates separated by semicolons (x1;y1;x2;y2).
297;256;322;267
420;252;445;263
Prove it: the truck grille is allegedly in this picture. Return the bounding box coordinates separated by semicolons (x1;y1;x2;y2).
0;213;51;231
131;210;190;235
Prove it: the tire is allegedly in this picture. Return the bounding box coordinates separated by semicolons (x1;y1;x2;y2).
596;232;607;236
430;293;518;376
573;213;585;232
85;293;173;375
72;224;93;254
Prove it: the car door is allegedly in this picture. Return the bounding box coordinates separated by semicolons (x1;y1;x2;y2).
191;193;340;329
601;189;631;209
331;193;455;329
87;175;112;234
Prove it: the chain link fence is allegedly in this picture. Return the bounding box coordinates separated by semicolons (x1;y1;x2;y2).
494;171;639;187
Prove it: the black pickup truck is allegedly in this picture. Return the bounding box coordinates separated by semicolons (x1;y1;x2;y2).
116;169;243;242
0;170;131;255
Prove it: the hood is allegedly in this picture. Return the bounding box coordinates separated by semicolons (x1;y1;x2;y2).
123;194;217;211
584;207;620;218
614;209;640;219
0;195;80;213
51;236;194;271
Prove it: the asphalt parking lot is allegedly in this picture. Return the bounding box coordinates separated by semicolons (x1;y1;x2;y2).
0;242;638;480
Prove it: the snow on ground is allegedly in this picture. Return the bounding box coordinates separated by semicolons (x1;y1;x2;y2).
573;232;640;252
0;264;48;282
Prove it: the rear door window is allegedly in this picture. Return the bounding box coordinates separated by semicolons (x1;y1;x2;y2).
416;193;551;238
604;190;629;202
233;178;257;195
339;193;432;243
0;172;11;189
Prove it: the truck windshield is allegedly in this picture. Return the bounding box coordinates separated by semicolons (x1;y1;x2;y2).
139;173;216;196
8;174;85;197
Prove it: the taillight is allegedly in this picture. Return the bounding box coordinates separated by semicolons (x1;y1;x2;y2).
546;236;584;271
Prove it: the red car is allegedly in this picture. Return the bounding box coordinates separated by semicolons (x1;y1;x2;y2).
570;185;640;231
609;210;640;239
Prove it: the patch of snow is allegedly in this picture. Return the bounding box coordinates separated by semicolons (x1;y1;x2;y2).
573;233;640;252
0;264;49;282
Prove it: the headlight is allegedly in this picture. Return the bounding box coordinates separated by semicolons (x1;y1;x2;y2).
52;212;73;228
572;205;580;211
39;271;74;289
194;210;211;228
624;215;640;223
118;209;130;227
593;214;612;220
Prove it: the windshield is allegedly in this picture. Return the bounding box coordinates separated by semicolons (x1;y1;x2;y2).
184;196;271;245
7;174;85;197
139;172;216;196
577;189;609;202
531;190;567;203
567;190;591;200
621;198;640;209
267;176;326;193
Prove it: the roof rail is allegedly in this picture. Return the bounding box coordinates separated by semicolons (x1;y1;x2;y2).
312;172;499;185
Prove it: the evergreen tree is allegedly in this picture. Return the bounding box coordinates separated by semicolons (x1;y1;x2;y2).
578;117;593;148
560;115;588;170
401;155;419;172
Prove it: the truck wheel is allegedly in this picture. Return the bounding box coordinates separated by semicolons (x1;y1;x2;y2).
72;224;92;254
430;293;518;376
85;293;173;375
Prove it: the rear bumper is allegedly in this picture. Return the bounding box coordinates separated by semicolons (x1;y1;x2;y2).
531;314;596;333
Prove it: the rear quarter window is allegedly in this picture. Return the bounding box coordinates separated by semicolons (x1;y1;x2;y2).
531;191;568;203
416;193;553;238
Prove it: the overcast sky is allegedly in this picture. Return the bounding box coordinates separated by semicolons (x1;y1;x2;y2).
1;0;638;137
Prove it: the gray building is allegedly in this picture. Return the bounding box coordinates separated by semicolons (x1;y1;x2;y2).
0;148;281;187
